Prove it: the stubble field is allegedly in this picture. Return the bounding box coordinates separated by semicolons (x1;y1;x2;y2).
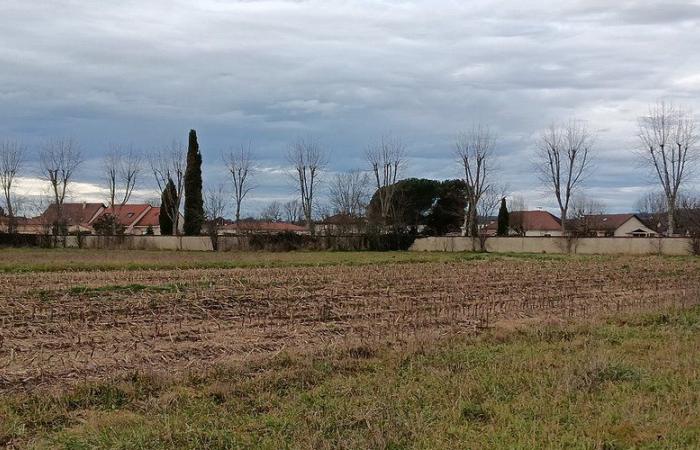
1;249;700;448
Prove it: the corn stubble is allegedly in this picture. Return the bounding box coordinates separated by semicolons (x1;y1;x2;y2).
1;256;698;392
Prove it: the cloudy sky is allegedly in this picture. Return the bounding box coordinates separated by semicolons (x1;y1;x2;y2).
2;0;700;216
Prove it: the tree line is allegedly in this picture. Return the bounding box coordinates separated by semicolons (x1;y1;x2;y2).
0;101;698;237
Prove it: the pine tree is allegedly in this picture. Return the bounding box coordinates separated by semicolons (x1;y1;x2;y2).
159;178;176;235
497;197;509;236
183;129;204;235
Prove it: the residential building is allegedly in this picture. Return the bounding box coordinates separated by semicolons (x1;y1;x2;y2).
485;210;564;237
32;202;106;234
95;204;184;235
573;214;658;237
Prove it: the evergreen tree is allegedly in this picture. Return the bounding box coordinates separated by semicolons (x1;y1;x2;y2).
159;178;177;236
497;197;509;236
183;129;204;235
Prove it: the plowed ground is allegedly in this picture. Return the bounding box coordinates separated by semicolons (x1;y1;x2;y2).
2;255;698;392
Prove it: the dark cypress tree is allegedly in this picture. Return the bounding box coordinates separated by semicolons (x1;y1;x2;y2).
159;178;177;236
497;197;509;236
183;129;204;235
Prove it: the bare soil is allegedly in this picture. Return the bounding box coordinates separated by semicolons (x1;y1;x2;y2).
1;256;698;392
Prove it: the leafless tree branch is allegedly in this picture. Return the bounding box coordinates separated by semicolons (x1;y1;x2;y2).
328;170;370;217
224;142;255;224
0;139;26;233
366;135;406;225
287;137;327;234
637;101;699;235
535;119;594;231
455;124;497;237
148;140;186;235
39;138;83;236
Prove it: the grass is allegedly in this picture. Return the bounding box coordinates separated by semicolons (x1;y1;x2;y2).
0;248;588;273
66;283;188;296
3;306;699;449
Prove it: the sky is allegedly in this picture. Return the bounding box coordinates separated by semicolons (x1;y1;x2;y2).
2;0;700;217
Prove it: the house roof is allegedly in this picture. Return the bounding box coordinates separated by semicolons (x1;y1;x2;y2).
101;204;152;227
510;210;562;231
579;214;636;231
483;210;561;234
134;206;161;227
37;203;105;226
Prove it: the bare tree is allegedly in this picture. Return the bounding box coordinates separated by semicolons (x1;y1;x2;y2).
0;139;25;233
204;184;227;250
569;194;606;236
287;137;326;234
283;199;302;224
329;170;370;217
103;144;141;234
366;135;406;226
478;185;508;220
456;125;497;237
634;190;667;230
509;195;527;212
149;140;186;235
475;184;508;250
39;138;83;236
535;120;594;232
638;101;699;235
224;142;255;225
509;196;528;236
260;200;282;222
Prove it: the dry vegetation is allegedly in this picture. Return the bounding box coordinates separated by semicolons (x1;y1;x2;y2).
1;249;699;448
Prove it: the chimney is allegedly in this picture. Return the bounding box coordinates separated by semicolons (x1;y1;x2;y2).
82;201;86;209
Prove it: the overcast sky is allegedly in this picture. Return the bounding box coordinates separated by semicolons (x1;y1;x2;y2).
2;0;700;216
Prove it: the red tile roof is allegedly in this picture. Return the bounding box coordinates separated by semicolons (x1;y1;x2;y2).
516;210;562;231
579;214;635;231
37;203;105;226
485;210;562;233
101;204;151;227
134;207;161;227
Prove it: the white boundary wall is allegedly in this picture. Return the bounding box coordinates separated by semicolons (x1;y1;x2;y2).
410;236;693;256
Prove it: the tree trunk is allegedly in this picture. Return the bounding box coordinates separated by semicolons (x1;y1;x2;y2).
560;208;567;233
667;206;675;236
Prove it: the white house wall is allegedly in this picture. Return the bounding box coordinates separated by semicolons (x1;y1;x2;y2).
614;217;657;237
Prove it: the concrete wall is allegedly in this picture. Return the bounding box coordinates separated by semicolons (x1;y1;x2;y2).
410;236;693;256
77;235;215;251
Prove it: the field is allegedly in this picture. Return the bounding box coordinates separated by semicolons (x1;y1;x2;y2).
1;249;700;448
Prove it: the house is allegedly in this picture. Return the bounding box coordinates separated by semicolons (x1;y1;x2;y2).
132;206;184;235
101;204;152;234
484;210;564;237
33;202;106;234
0;216;42;234
94;204;184;235
574;214;658;237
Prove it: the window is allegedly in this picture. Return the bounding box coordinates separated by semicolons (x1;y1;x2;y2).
127;213;134;218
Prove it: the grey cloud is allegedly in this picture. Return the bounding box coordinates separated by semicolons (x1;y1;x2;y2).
1;0;699;214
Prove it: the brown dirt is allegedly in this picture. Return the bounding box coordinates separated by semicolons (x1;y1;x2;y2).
1;256;699;392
